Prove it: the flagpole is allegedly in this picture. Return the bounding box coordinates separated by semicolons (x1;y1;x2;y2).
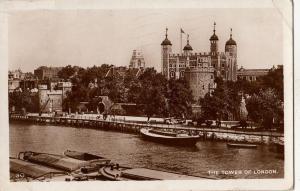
180;29;182;54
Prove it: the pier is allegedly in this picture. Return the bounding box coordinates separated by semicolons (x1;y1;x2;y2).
9;114;284;144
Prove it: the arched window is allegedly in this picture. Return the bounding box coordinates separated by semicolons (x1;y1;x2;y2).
180;71;185;78
170;71;175;78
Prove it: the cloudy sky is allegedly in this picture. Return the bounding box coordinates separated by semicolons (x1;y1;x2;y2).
8;8;283;72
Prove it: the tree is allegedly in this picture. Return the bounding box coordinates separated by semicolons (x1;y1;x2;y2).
259;67;283;101
167;78;193;118
199;77;241;120
246;88;283;129
138;68;168;120
57;65;78;80
9;89;39;113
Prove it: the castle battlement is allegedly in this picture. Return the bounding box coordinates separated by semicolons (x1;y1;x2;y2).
47;90;63;95
38;84;47;90
188;67;215;73
169;52;213;57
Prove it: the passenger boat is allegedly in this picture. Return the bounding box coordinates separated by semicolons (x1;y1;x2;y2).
227;143;258;149
140;128;200;146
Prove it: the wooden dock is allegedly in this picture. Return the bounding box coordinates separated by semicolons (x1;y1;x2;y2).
9;114;284;144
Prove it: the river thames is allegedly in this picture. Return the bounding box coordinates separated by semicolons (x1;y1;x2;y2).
9;122;284;179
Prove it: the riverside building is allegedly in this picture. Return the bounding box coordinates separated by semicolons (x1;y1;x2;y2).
161;23;238;101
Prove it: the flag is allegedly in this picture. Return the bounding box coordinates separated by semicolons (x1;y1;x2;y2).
181;28;185;34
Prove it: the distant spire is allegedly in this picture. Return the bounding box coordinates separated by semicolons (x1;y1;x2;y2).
230;28;232;38
213;22;216;34
161;27;172;46
187;34;190;44
165;27;168;38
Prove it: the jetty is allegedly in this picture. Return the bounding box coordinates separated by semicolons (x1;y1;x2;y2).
9;114;284;144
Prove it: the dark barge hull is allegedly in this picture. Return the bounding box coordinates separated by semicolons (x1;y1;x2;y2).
64;150;106;161
140;130;199;146
227;143;257;149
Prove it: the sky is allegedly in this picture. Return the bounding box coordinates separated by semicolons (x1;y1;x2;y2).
8;8;283;72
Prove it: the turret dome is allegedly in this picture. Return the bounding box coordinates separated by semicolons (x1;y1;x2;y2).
226;38;236;46
226;28;237;46
183;34;193;51
161;38;172;46
183;43;193;51
161;27;172;46
210;22;219;41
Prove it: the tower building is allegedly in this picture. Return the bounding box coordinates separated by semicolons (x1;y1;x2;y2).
161;28;172;78
129;50;146;69
161;23;238;101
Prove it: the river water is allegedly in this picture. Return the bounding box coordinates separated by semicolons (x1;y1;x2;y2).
9;122;284;179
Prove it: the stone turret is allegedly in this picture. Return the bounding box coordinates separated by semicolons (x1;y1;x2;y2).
161;27;172;79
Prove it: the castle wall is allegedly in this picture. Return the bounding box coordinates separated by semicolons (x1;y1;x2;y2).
185;65;215;101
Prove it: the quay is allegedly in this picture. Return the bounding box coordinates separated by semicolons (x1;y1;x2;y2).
9;114;284;145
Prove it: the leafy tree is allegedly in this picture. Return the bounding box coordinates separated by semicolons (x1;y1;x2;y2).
199;77;241;120
167;78;193;118
9;90;39;113
259;67;283;100
138;68;168;120
79;65;111;86
246;88;283;129
57;65;78;80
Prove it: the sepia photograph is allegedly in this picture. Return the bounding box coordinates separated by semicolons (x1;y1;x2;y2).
0;0;294;190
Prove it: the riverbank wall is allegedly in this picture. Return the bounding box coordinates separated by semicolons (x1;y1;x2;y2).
9;114;284;145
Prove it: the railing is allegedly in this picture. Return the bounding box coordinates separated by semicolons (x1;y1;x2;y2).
9;114;284;138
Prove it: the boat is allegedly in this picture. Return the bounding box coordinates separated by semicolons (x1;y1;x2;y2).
20;151;92;171
10;157;71;182
140;128;200;146
10;150;216;182
99;164;213;180
10;151;109;181
99;164;133;180
227;143;258;149
64;150;109;161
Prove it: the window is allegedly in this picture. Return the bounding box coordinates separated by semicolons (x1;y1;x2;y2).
180;71;185;77
211;75;214;79
170;71;175;78
202;85;205;90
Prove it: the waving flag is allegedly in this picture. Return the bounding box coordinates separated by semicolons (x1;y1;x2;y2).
181;28;185;34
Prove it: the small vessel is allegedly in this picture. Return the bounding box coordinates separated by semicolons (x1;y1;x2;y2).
10;151;109;181
10;157;71;182
99;164;212;180
140;128;200;146
64;150;109;161
20;151;91;171
227;143;258;149
99;164;132;180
